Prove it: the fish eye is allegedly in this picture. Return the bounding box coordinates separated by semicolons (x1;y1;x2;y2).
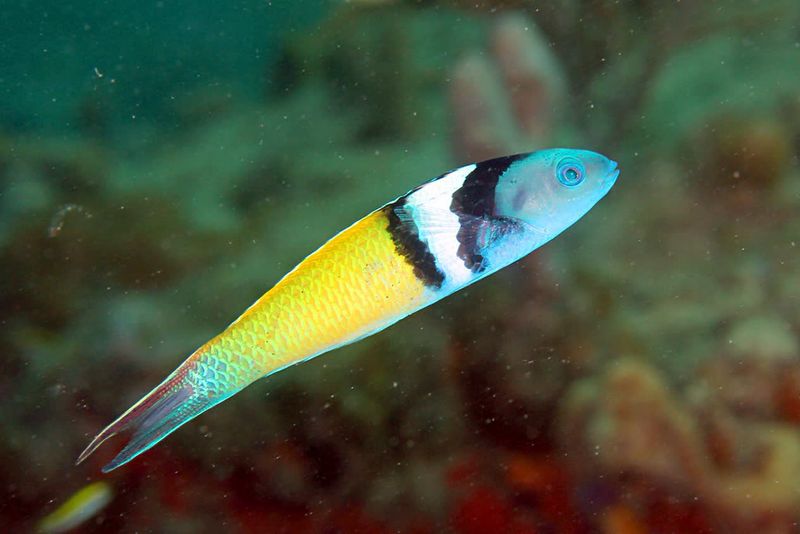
556;157;585;187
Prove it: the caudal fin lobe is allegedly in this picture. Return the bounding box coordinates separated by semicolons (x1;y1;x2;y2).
77;363;230;473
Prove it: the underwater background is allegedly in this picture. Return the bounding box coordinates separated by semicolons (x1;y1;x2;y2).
3;0;800;532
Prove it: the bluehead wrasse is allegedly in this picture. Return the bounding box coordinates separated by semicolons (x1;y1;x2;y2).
77;148;619;472
38;481;112;533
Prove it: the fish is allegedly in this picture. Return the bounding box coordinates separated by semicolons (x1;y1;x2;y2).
38;481;113;533
77;148;619;472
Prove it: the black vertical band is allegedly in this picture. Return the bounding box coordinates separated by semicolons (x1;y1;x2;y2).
450;154;523;272
383;199;446;289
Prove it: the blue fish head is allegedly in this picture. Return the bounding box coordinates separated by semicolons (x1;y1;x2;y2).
494;148;618;239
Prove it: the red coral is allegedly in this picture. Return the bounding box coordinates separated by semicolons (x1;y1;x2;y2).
451;485;538;534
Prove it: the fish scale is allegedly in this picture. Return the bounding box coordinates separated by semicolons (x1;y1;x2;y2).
200;210;429;388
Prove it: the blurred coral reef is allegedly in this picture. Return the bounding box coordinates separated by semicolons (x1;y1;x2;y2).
3;1;800;532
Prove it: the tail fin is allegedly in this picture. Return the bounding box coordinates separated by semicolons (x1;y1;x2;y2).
77;361;232;473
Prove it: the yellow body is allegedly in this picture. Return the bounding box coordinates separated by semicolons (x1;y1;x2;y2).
198;209;430;386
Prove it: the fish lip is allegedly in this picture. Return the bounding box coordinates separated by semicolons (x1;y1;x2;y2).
605;160;620;185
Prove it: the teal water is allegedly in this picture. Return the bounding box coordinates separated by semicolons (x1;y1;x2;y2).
1;1;327;133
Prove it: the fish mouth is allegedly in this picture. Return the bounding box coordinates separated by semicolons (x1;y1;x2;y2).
605;160;620;185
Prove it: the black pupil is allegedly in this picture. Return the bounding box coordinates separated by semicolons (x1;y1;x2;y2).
565;167;579;182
